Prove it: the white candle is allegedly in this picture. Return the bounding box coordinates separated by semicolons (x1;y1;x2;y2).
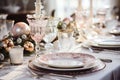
78;0;82;11
9;46;24;65
35;0;41;18
90;0;93;26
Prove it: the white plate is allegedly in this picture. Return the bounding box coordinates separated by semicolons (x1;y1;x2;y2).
32;53;99;71
37;53;95;68
96;40;120;46
40;59;84;68
109;30;120;35
89;42;120;48
88;38;120;47
32;58;101;71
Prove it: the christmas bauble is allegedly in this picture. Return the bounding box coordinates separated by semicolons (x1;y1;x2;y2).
2;39;14;52
63;18;71;25
11;22;30;36
24;41;34;52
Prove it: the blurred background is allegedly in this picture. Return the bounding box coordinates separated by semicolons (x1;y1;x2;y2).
0;0;120;23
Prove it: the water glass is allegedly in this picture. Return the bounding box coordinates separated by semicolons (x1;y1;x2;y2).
57;29;75;52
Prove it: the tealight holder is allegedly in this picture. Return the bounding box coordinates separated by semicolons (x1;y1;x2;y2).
9;46;24;65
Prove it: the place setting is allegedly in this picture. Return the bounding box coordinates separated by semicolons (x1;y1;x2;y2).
28;52;106;77
81;34;120;52
92;39;120;49
26;1;107;77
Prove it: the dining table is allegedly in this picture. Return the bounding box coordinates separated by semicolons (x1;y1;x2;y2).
0;45;120;80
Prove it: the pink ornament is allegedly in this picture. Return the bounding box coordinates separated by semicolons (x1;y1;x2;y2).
11;22;30;36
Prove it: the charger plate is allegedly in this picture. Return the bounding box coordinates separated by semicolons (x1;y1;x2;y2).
28;58;105;75
28;53;106;76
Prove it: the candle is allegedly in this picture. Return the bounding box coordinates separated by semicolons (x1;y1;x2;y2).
78;0;82;11
35;0;41;18
9;46;24;65
90;0;93;26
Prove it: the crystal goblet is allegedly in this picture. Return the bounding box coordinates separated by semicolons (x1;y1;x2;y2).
27;15;48;56
43;17;60;52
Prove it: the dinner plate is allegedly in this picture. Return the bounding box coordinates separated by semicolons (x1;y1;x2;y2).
38;59;84;68
29;58;105;72
96;40;120;46
28;59;106;75
30;53;100;71
37;53;95;68
88;38;120;48
89;43;120;48
109;30;120;35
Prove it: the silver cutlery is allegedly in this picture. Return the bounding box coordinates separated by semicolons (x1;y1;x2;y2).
99;58;112;63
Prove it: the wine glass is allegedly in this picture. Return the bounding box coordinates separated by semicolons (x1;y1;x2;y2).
75;9;89;42
6;20;14;33
95;8;107;28
43;17;60;52
27;15;48;56
0;14;8;36
0;20;7;40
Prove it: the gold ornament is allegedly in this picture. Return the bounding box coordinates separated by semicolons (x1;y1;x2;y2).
2;39;14;52
24;41;34;52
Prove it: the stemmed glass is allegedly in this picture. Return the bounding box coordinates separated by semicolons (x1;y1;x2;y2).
0;20;6;40
0;18;14;61
27;15;48;56
75;9;89;42
0;19;14;40
43;17;60;52
96;9;107;28
0;14;12;41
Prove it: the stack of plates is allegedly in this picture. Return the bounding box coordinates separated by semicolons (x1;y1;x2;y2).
28;53;105;75
89;38;120;49
109;29;120;35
